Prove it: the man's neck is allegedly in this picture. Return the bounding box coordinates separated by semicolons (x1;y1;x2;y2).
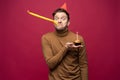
55;28;69;37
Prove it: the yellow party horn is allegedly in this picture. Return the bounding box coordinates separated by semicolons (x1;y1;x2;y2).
27;10;58;25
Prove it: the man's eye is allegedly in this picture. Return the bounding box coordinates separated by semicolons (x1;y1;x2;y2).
62;18;66;20
54;18;59;20
61;17;67;20
54;17;67;20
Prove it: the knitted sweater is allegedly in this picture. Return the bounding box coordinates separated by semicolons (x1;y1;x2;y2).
41;29;88;80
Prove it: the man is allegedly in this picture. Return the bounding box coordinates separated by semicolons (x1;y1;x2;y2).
41;8;88;80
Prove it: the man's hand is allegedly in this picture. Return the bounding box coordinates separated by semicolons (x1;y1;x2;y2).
65;42;83;49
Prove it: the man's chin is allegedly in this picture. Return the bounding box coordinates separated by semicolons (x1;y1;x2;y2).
55;25;68;31
55;27;65;31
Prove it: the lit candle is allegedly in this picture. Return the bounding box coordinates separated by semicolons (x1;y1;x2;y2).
74;32;81;46
27;10;58;25
76;32;78;40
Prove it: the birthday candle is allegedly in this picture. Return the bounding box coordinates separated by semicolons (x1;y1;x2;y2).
27;10;58;25
76;32;78;40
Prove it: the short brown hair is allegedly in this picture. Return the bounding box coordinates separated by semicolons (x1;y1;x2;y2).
52;8;70;21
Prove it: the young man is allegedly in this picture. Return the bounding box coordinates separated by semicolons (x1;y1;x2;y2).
41;8;88;80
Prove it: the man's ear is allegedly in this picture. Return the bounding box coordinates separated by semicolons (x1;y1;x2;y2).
67;21;70;26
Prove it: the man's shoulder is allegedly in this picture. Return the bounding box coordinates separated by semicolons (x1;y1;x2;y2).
42;32;55;39
43;32;54;36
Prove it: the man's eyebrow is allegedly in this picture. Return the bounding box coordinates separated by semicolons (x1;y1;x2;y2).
54;16;58;18
62;16;67;18
54;16;67;18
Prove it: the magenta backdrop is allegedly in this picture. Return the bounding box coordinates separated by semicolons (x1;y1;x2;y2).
0;0;120;80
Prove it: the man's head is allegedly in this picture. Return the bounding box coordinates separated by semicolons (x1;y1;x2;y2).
52;8;70;31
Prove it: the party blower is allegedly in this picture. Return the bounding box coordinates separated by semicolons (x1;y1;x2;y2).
27;10;58;25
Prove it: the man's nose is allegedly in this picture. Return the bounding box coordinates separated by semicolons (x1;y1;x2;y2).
58;19;62;23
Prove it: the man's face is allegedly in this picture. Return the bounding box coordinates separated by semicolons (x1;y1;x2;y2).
54;12;70;30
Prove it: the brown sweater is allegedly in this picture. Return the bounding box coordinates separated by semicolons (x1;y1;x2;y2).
41;29;88;80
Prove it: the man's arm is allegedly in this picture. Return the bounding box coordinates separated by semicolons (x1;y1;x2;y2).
41;35;68;70
79;37;88;80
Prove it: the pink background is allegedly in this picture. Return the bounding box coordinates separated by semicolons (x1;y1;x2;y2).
0;0;120;80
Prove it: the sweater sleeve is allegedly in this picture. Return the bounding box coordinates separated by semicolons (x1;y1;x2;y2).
79;37;88;80
41;35;68;70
